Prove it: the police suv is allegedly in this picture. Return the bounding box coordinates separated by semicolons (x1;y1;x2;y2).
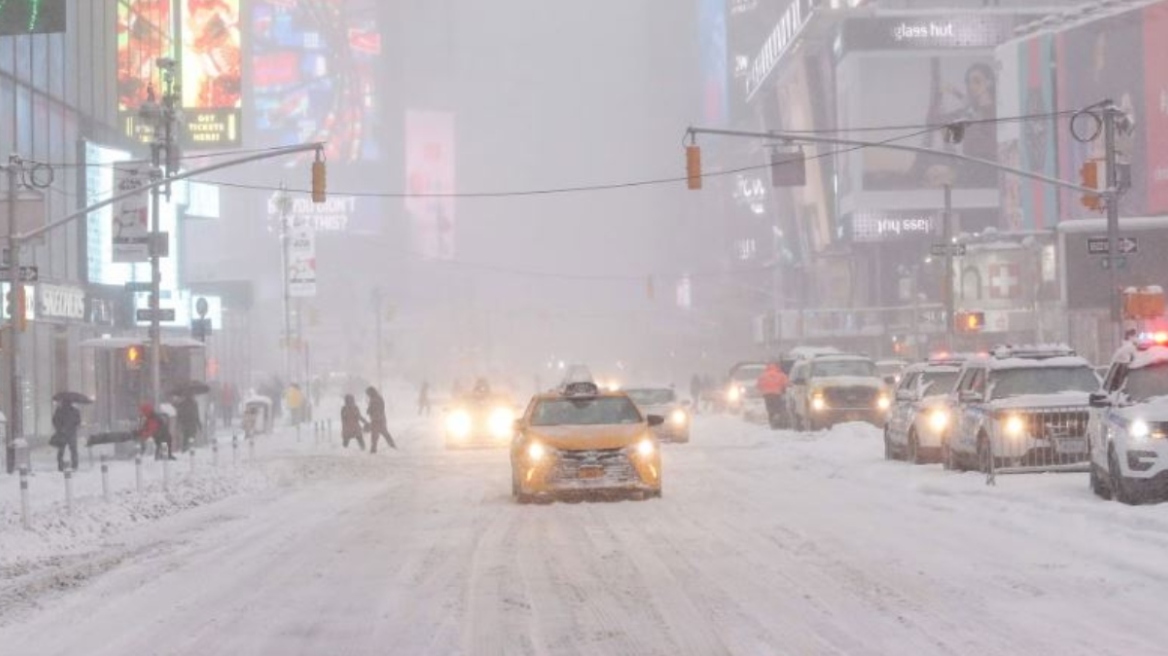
946;345;1099;475
1088;339;1168;504
883;355;965;464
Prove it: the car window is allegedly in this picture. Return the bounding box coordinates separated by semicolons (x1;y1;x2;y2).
897;372;919;392
988;366;1099;399
810;360;875;378
625;389;675;405
1103;363;1127;393
530;397;644;426
920;371;958;395
1120;364;1168;402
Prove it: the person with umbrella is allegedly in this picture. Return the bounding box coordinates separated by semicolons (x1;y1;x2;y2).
138;402;176;460
365;386;396;453
51;392;86;472
172;382;209;451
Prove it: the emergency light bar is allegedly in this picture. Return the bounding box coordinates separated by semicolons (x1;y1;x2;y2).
990;344;1076;360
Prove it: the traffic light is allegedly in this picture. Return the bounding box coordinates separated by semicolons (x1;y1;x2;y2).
685;145;702;190
6;287;26;332
1080;160;1104;211
125;345;143;370
311;154;327;203
956;311;985;333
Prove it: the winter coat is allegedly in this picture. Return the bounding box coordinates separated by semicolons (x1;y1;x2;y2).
176;396;202;434
757;366;788;396
52;404;81;440
138;405;171;443
341;403;365;437
367;392;387;425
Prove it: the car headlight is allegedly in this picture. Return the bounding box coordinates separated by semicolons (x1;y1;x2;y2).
727;386;742;402
811;393;827;412
876;394;891;411
527;441;547;461
928;408;949;432
446;410;472;439
670;409;687;427
489;407;515;438
1003;414;1026;438
1130;419;1151;440
636;438;655;457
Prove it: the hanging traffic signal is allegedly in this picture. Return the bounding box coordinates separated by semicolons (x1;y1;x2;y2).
686;145;702;190
956;311;985;333
311;154;327;204
1080;160;1104;212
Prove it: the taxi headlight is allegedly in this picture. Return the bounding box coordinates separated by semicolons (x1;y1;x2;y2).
1130;419;1151;440
876;394;891;411
488;407;515;438
527;441;547;462
446;410;472;439
636;438;656;457
928;408;950;432
670;409;688;427
811;393;827;412
1003;414;1026;438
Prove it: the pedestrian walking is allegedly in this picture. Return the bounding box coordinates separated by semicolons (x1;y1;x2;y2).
341;394;367;450
418;381;432;416
51;398;82;472
365;386;397;452
690;374;703;415
757;362;789;430
175;393;202;453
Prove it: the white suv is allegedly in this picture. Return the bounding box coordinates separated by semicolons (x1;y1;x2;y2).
947;345;1099;478
1088;341;1168;504
884;358;963;464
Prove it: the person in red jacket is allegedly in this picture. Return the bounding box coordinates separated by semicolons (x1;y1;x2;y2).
757;363;789;429
138;403;176;460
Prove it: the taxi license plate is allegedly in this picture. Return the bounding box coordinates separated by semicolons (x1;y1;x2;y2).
1054;438;1086;455
578;466;605;479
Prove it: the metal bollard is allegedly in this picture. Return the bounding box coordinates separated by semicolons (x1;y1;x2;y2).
135;455;143;493
162;445;171;491
19;467;30;529
212;440;219;468
232;434;239;466
189;449;196;475
101;455;110;502
64;469;74;514
248;436;256;461
87;445;94;470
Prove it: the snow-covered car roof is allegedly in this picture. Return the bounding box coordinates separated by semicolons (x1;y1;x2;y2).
809;354;872;363
788;346;842;359
966;354;1093;371
1115;344;1168;370
904;362;962;375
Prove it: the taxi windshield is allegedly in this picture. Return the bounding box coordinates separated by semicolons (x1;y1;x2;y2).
990;366;1099;399
625;389;675;405
811;360;875;378
921;371;958;395
1123;364;1168;402
531;397;643;426
732;365;765;382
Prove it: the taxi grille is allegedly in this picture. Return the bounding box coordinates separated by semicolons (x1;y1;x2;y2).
553;448;636;482
824;386;877;408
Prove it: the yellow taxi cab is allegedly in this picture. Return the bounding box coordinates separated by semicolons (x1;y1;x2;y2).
510;380;664;503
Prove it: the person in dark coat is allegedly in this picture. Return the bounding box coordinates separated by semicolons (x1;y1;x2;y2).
341;394;367;450
417;381;431;417
52;398;82;472
365;386;396;453
138;403;176;460
175;394;202;453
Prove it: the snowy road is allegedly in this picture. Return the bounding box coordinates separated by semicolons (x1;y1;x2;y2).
4;415;1168;655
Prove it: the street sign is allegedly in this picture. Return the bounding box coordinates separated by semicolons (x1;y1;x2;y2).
1088;236;1138;255
0;265;38;282
136;308;176;322
124;282;152;293
1101;256;1129;271
930;243;966;257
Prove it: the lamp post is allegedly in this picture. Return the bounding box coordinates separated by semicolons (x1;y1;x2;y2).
137;58;181;409
271;184;294;386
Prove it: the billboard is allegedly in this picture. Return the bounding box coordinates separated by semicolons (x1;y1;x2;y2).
112;165;153;262
180;0;243;147
287;220;317;297
252;0;382;166
116;0;175;142
0;0;66;35
698;0;728;126
1056;9;1146;222
266;193;384;235
1145;2;1168;214
405;110;456;261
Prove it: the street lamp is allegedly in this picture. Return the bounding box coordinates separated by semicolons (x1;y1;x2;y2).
137;57;181;409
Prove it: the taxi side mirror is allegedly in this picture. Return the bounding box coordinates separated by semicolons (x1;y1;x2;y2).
647;415;665;427
1088;392;1110;408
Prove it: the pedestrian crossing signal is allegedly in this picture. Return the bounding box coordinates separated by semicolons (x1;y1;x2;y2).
956;311;985;333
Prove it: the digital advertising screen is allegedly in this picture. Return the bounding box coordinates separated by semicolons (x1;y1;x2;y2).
116;0;175;142
180;0;243;147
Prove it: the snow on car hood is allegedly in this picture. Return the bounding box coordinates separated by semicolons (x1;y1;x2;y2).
988;392;1091;409
1110;398;1168;422
527;424;649;450
809;376;885;389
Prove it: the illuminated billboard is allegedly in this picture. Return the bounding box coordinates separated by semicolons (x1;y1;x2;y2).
116;0;175;143
0;0;66;35
251;0;382;166
180;0;243;147
405;110;456;260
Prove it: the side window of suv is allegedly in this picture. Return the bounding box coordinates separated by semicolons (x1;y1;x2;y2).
968;368;987;397
1103;363;1128;394
898;372;919;394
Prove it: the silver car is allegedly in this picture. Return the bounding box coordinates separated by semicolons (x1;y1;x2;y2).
626;387;691;443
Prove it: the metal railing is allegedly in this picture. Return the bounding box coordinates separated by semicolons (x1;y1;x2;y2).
985;406;1091;484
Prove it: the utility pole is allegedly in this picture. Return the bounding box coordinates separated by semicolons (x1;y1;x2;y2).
273;185;293;386
942;183;955;352
372;287;383;388
139;58;180;409
1102;101;1123;338
4;156;19;474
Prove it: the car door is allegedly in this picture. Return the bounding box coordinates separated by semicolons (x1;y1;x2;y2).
954;366;986;454
889;372;919;443
1089;362;1127;469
